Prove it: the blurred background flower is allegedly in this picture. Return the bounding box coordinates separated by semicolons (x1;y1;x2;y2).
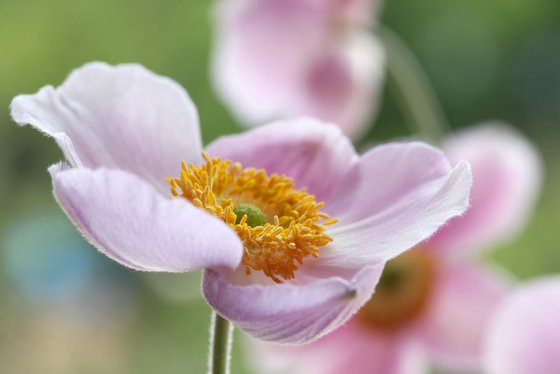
211;0;384;139
483;275;560;374
0;0;559;373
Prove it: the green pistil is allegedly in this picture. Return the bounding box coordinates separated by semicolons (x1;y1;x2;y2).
233;204;268;227
378;262;406;291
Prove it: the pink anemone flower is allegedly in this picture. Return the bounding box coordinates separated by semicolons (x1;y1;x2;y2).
212;0;384;139
251;123;541;366
484;276;560;374
10;62;471;345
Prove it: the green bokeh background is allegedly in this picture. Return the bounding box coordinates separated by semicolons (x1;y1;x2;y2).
0;1;558;373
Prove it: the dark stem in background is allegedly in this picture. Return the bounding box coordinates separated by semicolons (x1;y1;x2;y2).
378;26;449;143
207;312;234;374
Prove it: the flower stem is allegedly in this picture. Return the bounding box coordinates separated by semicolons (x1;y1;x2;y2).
378;26;448;143
207;311;234;374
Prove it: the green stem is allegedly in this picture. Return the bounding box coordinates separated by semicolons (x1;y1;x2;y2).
378;26;448;143
207;312;234;374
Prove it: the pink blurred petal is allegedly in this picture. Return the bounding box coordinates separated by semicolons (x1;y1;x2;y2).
49;164;243;272
251;320;426;374
206;118;357;202
418;262;509;371
212;0;384;138
484;276;560;374
430;123;542;255
213;0;325;123
11;62;203;192
317;143;472;268
301;34;384;139
325;0;381;27
202;264;383;344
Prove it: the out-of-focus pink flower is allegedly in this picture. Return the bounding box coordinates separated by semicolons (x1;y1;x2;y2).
431;123;542;256
212;0;384;139
252;124;541;368
484;276;560;374
10;62;470;345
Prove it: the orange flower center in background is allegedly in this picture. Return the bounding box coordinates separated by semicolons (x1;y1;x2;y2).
359;248;437;331
167;153;336;283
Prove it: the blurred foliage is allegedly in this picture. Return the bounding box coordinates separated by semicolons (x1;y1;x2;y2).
0;0;558;373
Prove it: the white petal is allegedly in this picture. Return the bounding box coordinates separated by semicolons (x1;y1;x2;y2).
203;265;382;344
12;62;202;191
318;142;472;268
50;164;243;272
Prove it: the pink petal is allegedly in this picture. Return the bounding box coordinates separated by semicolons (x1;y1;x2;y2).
202;264;383;344
205;118;357;202
212;0;325;124
430;124;542;255
11;62;203;192
484;276;560;374
251;320;427;374
418;262;509;371
301;34;384;139
325;0;380;27
49;164;243;272
317;142;472;268
212;0;384;139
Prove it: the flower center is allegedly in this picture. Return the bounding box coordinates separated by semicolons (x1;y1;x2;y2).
232;204;267;227
167;153;336;283
358;248;436;331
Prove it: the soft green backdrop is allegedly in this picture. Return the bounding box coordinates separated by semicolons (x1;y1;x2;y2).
0;1;558;373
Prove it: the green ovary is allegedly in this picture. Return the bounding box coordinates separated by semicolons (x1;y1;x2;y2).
233;204;268;227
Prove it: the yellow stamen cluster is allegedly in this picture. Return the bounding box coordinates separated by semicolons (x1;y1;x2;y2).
167;153;336;283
